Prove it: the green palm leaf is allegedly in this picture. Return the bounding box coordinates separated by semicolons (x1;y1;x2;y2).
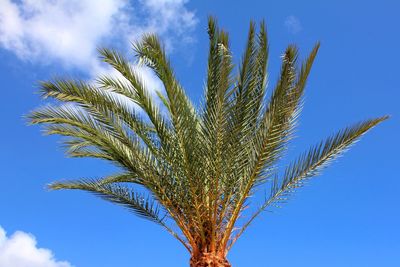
228;116;388;248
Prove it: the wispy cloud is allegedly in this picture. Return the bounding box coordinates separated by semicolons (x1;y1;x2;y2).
0;226;73;267
284;15;302;34
0;0;197;79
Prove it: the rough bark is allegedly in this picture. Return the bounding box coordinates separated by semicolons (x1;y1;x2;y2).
190;252;231;267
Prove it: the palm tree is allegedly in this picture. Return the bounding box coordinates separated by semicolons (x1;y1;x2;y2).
29;17;387;267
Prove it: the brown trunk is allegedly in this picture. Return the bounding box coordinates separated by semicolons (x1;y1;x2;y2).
190;252;231;267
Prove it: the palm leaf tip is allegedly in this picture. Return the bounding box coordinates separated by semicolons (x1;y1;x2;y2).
48;180;90;191
48;182;65;191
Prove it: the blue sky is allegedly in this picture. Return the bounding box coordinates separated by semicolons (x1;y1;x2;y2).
0;0;399;266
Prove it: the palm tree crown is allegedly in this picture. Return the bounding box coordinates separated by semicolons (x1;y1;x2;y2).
29;17;387;267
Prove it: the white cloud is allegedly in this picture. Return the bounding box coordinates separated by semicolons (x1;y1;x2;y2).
138;0;197;46
0;226;73;267
284;15;302;34
0;0;197;79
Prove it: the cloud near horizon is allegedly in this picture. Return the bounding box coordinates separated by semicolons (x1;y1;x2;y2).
0;0;197;79
0;226;73;267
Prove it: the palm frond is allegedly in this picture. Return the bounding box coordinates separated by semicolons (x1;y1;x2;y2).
39;79;159;153
49;179;164;223
134;34;206;237
274;116;388;200
221;44;303;248
49;179;191;250
97;48;172;147
216;21;269;242
229;116;388;247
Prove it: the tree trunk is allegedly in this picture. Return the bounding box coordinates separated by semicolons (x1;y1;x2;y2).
190;252;231;267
